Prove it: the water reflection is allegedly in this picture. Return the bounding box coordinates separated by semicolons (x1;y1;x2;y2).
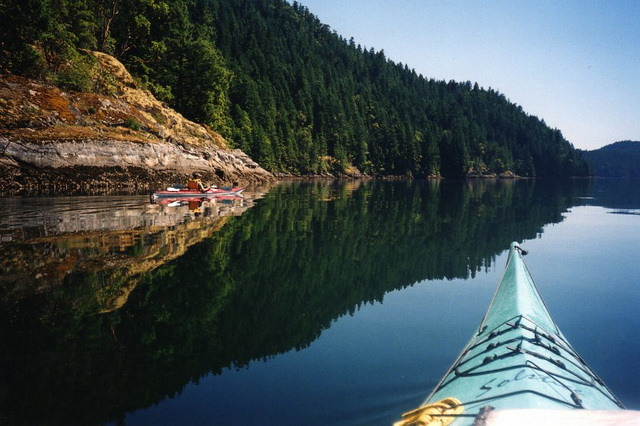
0;194;254;239
0;179;631;425
577;178;640;213
0;192;263;312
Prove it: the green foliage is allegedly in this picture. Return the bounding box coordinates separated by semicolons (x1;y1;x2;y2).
90;56;120;95
0;0;589;178
0;0;51;76
0;0;97;84
53;50;97;92
200;0;588;177
581;141;640;177
124;117;141;130
171;37;233;135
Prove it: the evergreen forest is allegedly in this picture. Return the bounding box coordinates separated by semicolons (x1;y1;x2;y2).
580;141;640;178
0;0;590;178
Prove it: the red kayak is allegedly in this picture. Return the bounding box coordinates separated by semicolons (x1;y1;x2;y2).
150;186;245;201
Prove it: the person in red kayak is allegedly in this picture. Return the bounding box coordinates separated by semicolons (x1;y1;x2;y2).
187;172;210;192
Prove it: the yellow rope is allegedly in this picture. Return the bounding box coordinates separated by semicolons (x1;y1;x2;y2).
394;397;464;426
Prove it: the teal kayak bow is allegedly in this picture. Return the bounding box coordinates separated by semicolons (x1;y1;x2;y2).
396;242;625;426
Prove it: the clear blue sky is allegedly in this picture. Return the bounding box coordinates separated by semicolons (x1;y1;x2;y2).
296;0;639;150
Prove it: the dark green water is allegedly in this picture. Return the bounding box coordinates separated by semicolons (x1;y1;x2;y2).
0;179;638;425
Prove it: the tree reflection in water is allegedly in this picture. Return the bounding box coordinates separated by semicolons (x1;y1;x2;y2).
0;179;594;424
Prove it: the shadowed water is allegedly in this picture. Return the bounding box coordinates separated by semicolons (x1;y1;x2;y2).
0;179;638;425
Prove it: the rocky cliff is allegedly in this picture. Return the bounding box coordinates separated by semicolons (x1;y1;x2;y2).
0;51;274;195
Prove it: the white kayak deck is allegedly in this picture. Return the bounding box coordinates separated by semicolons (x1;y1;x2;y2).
477;408;640;425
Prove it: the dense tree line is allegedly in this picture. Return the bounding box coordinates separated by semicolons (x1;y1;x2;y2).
0;0;589;177
580;141;640;177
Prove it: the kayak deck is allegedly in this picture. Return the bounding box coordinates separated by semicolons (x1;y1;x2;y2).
398;242;624;426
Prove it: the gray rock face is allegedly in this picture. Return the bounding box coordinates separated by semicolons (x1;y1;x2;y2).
0;137;272;194
2;138;261;174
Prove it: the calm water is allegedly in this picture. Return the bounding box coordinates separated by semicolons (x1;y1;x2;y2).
0;179;639;425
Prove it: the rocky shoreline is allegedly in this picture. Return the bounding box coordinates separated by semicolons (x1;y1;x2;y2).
0;52;274;196
0;137;272;195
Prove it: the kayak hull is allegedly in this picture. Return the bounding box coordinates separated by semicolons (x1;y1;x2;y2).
150;187;245;200
404;242;624;425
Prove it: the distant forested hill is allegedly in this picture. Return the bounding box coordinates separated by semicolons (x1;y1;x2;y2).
0;0;588;178
580;141;640;177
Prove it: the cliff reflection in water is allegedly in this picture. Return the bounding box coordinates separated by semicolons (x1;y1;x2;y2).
0;179;588;425
0;193;261;312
